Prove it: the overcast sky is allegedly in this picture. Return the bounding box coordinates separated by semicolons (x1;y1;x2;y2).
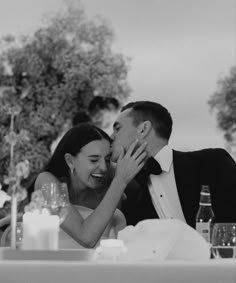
0;0;235;150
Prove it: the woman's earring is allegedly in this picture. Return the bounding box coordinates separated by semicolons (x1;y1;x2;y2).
70;167;75;174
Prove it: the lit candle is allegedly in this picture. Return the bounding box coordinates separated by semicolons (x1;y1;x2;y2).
22;210;59;250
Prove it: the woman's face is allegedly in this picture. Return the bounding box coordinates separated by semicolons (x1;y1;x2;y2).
72;139;111;190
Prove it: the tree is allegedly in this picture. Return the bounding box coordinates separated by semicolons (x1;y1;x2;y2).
0;0;130;198
208;66;236;158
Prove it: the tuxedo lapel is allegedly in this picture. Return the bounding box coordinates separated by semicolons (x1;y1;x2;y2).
172;150;201;228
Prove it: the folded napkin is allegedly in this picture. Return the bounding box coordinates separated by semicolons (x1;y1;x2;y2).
117;219;210;261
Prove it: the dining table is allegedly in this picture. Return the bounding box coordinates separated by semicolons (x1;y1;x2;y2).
0;248;235;283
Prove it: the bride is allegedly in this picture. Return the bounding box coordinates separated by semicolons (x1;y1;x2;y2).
32;122;147;248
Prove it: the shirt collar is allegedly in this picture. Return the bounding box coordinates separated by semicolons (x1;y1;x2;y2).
153;144;173;172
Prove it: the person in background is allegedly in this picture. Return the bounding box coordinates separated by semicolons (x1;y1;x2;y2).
50;96;120;155
110;100;236;228
33;123;147;248
89;96;121;135
71;109;91;127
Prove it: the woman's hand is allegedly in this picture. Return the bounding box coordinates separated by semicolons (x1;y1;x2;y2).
114;139;147;185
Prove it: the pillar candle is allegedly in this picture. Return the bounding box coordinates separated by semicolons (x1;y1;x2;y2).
22;211;59;250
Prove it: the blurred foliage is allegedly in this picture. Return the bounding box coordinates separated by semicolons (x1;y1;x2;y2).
208;66;236;156
0;0;130;198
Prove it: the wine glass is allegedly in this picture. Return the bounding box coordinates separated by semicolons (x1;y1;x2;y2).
41;182;69;224
211;223;236;259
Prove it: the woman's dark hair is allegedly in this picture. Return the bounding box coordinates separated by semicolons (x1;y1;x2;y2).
28;123;111;196
45;123;111;178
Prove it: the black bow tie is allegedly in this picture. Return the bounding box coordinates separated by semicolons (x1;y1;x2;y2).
145;157;162;175
135;157;162;186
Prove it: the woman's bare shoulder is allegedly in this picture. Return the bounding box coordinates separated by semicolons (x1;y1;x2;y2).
34;171;59;190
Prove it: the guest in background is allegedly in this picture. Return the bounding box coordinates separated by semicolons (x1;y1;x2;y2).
50;96;120;155
110;100;236;228
33;123;147;248
89;96;121;135
71;109;91;127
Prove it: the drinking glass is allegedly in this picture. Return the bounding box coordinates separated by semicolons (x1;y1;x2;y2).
41;182;69;224
211;223;236;259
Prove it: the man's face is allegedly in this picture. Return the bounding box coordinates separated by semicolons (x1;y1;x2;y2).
110;109;139;162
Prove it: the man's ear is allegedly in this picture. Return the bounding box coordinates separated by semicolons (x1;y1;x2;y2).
64;153;74;170
138;121;152;138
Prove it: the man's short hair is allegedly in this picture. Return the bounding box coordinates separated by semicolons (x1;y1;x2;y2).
121;101;173;140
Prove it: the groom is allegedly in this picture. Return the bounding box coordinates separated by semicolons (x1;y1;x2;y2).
110;101;236;228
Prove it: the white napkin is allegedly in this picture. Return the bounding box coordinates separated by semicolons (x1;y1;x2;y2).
117;219;210;261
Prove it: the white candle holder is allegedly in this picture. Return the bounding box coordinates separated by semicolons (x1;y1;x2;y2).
22;210;60;250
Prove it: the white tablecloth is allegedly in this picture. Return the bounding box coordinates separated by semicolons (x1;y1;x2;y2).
0;258;235;283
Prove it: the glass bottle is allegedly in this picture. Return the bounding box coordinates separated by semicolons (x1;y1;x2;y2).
195;185;215;243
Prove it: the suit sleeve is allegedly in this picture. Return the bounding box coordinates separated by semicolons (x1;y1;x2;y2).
211;149;236;223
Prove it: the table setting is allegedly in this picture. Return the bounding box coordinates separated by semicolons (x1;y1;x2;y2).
0;175;235;282
0;185;236;283
1;209;236;263
0;219;235;283
0;106;235;282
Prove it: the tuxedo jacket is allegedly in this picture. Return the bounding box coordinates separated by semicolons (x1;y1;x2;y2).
121;148;236;228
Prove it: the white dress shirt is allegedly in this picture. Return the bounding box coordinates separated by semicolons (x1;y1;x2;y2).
148;145;186;223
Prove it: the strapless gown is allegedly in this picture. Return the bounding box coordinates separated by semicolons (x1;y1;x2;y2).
59;205;126;249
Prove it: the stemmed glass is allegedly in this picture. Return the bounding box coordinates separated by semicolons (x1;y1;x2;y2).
41;182;69;224
211;223;236;259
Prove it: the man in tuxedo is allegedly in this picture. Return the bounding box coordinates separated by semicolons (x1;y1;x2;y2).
110;101;236;228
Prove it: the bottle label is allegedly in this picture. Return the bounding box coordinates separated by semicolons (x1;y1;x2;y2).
196;222;211;242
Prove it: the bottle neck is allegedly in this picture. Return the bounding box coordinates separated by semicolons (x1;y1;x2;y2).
199;186;212;205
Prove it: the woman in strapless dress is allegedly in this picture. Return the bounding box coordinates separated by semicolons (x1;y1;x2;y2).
32;123;146;248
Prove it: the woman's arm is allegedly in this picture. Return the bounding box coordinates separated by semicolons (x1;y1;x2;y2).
35;140;147;248
61;177;127;247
